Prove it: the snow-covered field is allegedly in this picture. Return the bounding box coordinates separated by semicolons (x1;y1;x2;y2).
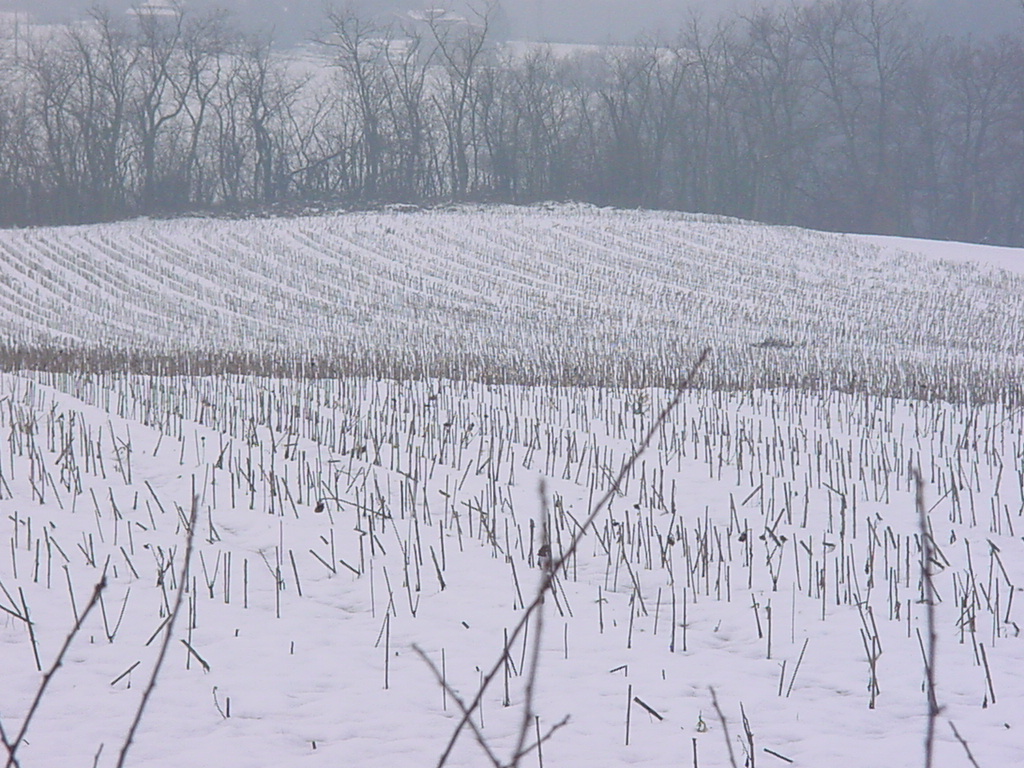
855;233;1024;277
0;206;1022;767
1;371;1022;767
0;204;1021;397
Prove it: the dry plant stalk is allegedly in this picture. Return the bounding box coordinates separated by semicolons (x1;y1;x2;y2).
509;481;550;767
115;496;199;768
914;470;939;768
709;686;739;768
2;578;107;768
432;348;710;767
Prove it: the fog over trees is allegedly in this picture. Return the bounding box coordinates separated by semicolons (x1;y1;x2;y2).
3;0;1020;46
1;0;1023;244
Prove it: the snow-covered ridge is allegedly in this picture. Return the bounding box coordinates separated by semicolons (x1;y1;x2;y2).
855;232;1024;276
1;204;1021;394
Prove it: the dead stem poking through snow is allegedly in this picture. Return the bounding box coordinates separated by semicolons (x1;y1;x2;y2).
431;348;710;767
115;497;199;768
708;687;739;768
509;481;550;768
2;577;108;768
915;470;939;768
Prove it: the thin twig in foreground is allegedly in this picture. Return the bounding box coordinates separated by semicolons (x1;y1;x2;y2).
915;470;939;768
509;482;549;767
709;687;739;768
948;721;981;768
0;720;16;768
411;645;502;768
507;715;570;764
433;349;710;767
3;577;107;768
114;496;198;768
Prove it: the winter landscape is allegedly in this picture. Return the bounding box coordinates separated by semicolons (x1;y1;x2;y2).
0;204;1020;768
1;0;1024;766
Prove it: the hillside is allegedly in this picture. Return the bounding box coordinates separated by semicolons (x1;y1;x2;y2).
1;205;1021;399
0;207;1022;768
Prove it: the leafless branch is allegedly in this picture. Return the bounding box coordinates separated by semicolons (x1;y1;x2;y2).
506;715;570;764
411;644;503;768
434;348;710;767
914;469;939;768
3;577;107;768
114;496;198;768
947;720;981;768
709;686;739;768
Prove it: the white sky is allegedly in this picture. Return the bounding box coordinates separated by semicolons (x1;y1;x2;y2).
0;0;1019;44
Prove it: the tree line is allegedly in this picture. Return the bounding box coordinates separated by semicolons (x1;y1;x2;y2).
1;0;1023;245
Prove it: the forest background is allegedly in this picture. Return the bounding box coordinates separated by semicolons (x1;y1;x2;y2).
1;0;1023;246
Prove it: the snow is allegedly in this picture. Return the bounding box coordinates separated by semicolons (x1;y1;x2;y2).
0;205;1021;399
854;233;1024;276
0;207;1021;767
0;372;1021;768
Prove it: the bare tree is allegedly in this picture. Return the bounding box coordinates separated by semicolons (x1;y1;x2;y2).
0;17;39;224
178;10;233;207
427;2;495;199
734;5;813;222
798;0;917;232
23;31;83;221
383;22;435;198
678;15;744;214
475;54;519;196
940;36;1022;242
211;52;250;205
131;0;192;211
235;34;304;204
896;36;947;237
596;42;662;206
321;7;391;199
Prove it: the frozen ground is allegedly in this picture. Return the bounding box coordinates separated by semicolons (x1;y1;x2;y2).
855;233;1024;276
856;236;1024;280
0;207;1021;767
0;205;1021;396
0;371;1021;768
